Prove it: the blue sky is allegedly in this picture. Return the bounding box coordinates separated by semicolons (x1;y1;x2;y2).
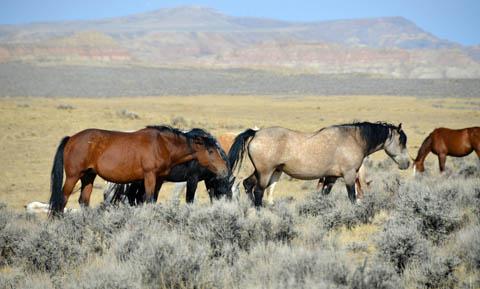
1;0;479;45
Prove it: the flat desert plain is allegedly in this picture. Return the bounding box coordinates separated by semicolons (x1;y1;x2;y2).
0;95;478;210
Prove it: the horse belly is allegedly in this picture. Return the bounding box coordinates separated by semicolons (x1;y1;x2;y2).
282;160;334;180
281;141;341;179
96;151;144;183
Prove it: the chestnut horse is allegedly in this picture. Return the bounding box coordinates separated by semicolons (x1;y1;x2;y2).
413;127;480;174
49;126;229;215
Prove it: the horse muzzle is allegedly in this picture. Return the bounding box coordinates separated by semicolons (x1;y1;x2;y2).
393;155;410;170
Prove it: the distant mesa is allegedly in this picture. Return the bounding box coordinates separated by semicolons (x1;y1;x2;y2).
0;6;478;78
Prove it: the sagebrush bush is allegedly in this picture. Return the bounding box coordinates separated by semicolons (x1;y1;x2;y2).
455;223;480;271
451;155;480;179
376;217;430;273
0;268;24;289
19;223;88;273
0;268;55;289
62;259;141;289
297;186;391;231
133;230;210;288
0;205;40;267
0;222;27;267
349;260;401;289
236;242;350;289
404;255;459;289
395;179;464;244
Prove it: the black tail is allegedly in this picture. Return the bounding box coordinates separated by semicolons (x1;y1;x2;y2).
228;129;257;172
49;136;70;216
104;182;144;206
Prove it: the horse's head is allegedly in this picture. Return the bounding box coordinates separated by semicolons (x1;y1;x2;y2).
208;175;235;201
384;123;410;170
188;129;230;179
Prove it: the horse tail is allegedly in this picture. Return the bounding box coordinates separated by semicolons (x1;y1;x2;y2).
228;129;257;172
49;136;70;216
415;133;433;162
103;182;122;204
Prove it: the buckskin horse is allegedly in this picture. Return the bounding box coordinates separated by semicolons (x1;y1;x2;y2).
229;122;410;206
242;159;370;204
49;126;230;215
103;128;233;205
219;130;370;204
413;127;480;174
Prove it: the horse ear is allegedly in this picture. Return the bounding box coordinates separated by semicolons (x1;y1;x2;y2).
398;123;402;130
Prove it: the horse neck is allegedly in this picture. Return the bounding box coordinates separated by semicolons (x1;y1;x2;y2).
164;134;197;165
357;131;385;157
366;142;385;156
414;134;432;165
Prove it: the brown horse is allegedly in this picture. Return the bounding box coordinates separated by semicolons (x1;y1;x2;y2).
413;127;480;174
49;126;229;214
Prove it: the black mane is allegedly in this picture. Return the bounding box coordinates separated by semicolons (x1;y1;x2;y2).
146;125;184;136
147;125;228;163
186;128;230;165
335;122;406;154
185;128;218;148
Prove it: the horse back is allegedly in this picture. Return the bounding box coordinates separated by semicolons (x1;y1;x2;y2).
431;127;474;156
249;126;363;178
64;128;167;181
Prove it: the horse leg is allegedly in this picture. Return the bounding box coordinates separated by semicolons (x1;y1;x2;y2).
153;180;163;203
321;176;337;195
264;183;275;205
79;172;96;207
316;178;325;193
438;154;447;173
265;170;282;205
346;183;356;204
204;179;213;202
253;185;265;207
355;177;364;200
356;163;368;199
343;170;357;204
243;173;257;202
186;177;198;203
61;176;79;211
143;172;157;203
252;169;275;208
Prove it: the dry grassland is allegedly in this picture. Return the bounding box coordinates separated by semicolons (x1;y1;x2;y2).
0;95;478;210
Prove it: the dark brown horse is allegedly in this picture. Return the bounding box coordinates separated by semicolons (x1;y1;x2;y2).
49;126;230;215
413;127;480;174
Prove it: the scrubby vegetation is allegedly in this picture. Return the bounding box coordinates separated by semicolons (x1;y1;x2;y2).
0;157;479;289
1;63;480;97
